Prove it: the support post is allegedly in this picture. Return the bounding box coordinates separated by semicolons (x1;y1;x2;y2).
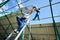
0;0;9;8
49;0;60;40
18;32;23;40
28;20;31;40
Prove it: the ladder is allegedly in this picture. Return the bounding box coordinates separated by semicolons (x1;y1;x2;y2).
5;19;30;40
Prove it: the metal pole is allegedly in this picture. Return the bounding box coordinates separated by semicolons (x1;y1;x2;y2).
27;19;33;40
49;0;60;40
0;0;9;8
28;19;31;40
5;15;14;30
22;32;24;40
16;0;24;39
14;20;29;40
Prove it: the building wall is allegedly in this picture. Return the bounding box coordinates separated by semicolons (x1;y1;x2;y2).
0;12;22;40
24;23;60;40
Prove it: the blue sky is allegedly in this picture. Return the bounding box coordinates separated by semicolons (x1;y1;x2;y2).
0;0;60;24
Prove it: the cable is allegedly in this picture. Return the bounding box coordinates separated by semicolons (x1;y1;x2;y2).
40;1;60;9
4;0;30;11
32;15;60;21
0;0;9;8
3;1;60;12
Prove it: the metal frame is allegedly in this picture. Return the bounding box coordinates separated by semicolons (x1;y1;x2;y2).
49;0;60;40
0;0;60;40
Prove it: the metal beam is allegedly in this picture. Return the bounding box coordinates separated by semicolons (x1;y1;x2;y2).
4;2;60;11
0;0;9;8
49;0;60;40
5;15;14;30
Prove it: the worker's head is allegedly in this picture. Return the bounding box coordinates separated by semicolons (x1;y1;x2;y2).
32;6;37;11
33;6;36;8
33;6;40;11
33;6;36;9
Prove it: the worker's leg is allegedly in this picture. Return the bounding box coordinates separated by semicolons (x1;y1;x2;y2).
33;13;40;20
20;18;27;28
16;16;22;24
17;25;22;32
21;18;27;24
16;17;27;32
37;14;40;20
33;13;38;20
16;16;22;32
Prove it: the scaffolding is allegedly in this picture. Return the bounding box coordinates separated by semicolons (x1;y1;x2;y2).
0;0;60;40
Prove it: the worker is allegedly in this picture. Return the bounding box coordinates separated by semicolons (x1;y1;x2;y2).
14;6;37;33
33;7;40;20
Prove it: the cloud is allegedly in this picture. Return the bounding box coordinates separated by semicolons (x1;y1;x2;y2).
0;14;5;17
0;0;7;3
2;5;9;10
17;0;21;4
15;6;19;9
0;0;2;3
19;4;24;8
5;0;7;1
17;0;24;8
0;8;4;17
0;8;3;12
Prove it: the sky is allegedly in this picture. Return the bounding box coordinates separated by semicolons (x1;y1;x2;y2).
0;0;60;24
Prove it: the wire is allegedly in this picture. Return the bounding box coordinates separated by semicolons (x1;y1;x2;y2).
4;0;30;11
32;15;60;21
40;2;60;9
3;1;60;12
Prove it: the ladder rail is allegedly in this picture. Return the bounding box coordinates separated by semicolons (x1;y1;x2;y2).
5;19;29;40
14;20;29;40
5;29;17;40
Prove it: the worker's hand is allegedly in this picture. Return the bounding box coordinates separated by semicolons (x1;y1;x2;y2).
38;8;40;10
